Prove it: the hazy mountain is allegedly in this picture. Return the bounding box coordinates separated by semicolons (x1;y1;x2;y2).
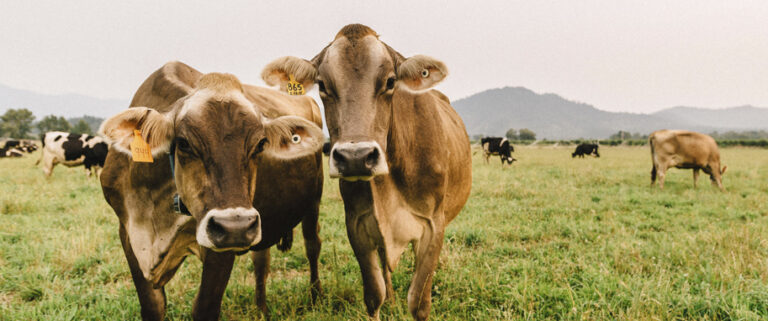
0;83;127;119
453;87;768;139
652;106;768;130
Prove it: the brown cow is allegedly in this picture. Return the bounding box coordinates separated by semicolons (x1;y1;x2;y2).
99;61;325;320
649;129;726;191
262;24;472;321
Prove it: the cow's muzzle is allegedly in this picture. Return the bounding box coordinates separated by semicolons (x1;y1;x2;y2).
329;141;389;181
196;207;261;251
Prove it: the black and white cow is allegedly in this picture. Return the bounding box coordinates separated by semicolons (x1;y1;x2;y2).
37;131;109;177
572;143;600;158
0;147;24;158
481;136;516;165
2;139;37;153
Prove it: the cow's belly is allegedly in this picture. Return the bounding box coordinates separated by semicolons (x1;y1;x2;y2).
58;156;85;167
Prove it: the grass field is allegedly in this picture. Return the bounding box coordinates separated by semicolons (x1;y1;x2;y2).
1;146;768;320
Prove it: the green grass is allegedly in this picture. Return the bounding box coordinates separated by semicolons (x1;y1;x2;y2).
1;146;768;320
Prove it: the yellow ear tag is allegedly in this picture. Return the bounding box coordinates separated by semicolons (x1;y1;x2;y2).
286;74;305;95
130;130;154;163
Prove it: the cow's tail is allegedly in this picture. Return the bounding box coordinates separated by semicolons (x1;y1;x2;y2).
649;134;657;182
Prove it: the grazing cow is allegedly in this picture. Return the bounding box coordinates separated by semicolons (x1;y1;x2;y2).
262;24;472;321
0;147;23;158
572;143;600;158
649;129;726;191
37;132;109;177
322;141;331;156
481;136;515;165
98;62;325;320
3;139;37;153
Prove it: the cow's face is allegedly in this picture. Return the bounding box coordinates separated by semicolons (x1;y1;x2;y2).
100;73;323;251
262;24;448;181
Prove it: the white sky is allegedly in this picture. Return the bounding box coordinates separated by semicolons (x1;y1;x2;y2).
0;0;766;113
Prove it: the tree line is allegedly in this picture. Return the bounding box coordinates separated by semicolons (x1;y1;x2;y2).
0;108;99;139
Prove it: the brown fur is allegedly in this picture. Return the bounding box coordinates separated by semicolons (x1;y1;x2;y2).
335;23;378;40
263;24;472;321
99;61;324;320
649;129;726;191
195;72;244;93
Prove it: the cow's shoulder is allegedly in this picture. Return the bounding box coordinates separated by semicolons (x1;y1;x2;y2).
428;89;451;104
130;61;203;111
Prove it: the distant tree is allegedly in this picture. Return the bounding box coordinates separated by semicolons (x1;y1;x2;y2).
518;128;536;140
610;130;631;140
505;128;518;140
72;119;93;135
1;108;36;138
37;115;71;133
68;115;104;134
609;130;647;140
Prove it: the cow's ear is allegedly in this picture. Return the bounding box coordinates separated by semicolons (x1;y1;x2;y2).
261;115;323;160
261;56;317;94
397;55;448;93
99;107;174;156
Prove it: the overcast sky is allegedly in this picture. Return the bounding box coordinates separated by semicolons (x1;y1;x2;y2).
1;0;766;113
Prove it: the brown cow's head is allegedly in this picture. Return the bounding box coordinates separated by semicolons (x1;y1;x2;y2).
100;73;323;251
262;24;448;181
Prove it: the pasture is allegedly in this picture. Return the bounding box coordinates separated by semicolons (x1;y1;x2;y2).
1;146;768;320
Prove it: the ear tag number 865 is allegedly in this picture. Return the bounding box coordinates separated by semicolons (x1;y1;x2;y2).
287;74;305;95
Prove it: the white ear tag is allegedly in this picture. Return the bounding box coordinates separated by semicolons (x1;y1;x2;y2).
291;134;301;144
421;69;430;78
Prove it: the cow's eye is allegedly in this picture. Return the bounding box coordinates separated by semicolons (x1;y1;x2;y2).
256;138;268;153
385;77;396;90
317;80;326;94
175;138;192;153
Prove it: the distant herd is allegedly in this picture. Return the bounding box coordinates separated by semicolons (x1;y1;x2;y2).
0;23;731;321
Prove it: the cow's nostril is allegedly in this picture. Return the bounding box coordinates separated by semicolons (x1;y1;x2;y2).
365;148;379;166
248;216;260;231
332;150;346;163
207;217;226;241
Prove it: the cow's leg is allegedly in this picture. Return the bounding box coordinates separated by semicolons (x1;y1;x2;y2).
378;248;395;302
192;249;236;321
483;152;490;164
692;168;700;188
301;208;323;302
42;154;55;177
119;224;167;321
408;230;445;321
251;249;270;316
657;165;667;190
349;234;386;320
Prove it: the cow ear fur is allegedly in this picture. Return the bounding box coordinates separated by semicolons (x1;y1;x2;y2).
261;115;323;160
261;56;317;94
397;55;448;93
98;107;174;156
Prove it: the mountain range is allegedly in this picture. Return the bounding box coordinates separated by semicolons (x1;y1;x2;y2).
2;83;766;140
0;83;127;119
453;87;768;139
